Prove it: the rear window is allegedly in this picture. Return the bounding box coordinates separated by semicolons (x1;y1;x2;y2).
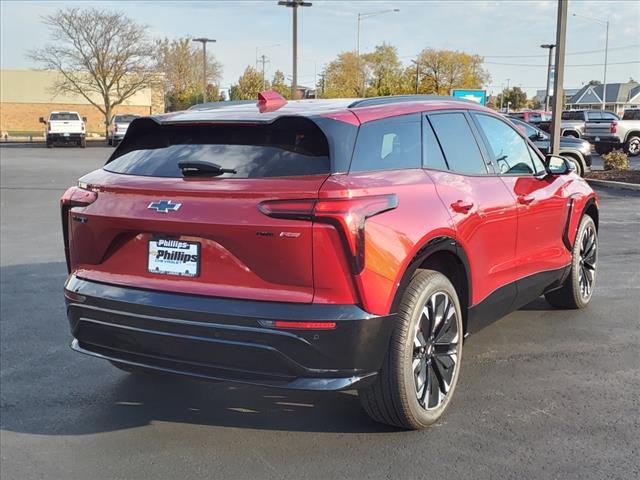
114;115;139;123
50;113;79;121
105;118;330;178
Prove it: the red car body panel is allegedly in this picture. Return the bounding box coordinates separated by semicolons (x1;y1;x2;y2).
65;102;598;317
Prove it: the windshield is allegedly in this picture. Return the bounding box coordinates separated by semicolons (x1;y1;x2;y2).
529;113;551;122
50;113;80;121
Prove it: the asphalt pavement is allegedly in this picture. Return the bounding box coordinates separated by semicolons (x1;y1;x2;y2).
1;145;639;480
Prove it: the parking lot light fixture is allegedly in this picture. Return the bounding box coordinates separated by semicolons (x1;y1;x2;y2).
192;38;216;103
279;1;312;99
540;43;556;112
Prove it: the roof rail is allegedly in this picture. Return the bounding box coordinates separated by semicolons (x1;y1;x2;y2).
348;95;478;109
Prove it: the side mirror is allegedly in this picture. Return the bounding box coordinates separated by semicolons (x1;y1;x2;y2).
546;154;575;175
39;117;46;124
536;131;546;140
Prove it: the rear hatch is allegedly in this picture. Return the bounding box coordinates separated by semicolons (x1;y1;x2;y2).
64;117;334;303
584;120;616;139
49;112;83;134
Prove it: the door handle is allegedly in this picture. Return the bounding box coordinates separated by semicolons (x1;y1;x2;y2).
517;195;535;205
451;200;474;213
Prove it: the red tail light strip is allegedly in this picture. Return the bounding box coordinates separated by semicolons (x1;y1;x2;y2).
60;185;98;273
259;320;337;330
259;194;398;274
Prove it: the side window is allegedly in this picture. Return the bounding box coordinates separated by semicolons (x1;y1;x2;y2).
601;112;618;120
587;111;602;120
527;144;547;174
422;117;448;170
428;113;487;175
350;114;421;172
473;113;535;175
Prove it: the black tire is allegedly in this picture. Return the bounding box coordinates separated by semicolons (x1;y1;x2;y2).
546;215;597;309
595;143;612;155
359;270;463;429
80;138;86;148
46;139;53;148
625;134;640;157
107;136;112;146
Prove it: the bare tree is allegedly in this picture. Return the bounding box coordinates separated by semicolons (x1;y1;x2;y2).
29;8;156;134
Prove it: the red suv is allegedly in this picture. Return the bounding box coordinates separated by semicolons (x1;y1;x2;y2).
62;94;599;429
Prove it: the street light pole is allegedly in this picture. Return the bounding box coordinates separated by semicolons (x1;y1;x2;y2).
550;0;568;155
572;13;610;110
192;38;216;103
279;1;312;100
356;8;399;96
541;43;556;111
411;60;419;94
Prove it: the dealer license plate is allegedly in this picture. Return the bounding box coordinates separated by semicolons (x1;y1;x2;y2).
148;239;200;277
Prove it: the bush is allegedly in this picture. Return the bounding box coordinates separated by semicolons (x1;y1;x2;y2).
602;149;629;170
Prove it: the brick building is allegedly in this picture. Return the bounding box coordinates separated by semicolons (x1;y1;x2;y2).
0;69;165;135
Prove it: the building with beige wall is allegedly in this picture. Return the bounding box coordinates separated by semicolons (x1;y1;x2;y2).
1;69;165;135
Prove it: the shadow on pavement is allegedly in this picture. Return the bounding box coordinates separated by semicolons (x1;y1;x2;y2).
0;262;398;436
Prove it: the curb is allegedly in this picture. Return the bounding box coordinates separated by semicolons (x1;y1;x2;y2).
586;178;640;192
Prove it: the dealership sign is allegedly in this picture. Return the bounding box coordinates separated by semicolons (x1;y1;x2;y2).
451;89;487;106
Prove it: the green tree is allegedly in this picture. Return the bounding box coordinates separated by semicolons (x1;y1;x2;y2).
413;48;489;95
229;66;263;100
362;43;403;96
321;51;361;98
156;37;222;111
270;70;290;99
495;87;528;111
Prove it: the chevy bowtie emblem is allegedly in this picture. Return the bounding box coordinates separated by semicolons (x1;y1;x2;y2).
148;200;182;213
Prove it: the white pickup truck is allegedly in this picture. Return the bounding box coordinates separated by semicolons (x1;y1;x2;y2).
39;111;86;148
583;109;640;156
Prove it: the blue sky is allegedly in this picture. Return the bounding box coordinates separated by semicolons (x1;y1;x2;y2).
2;0;639;97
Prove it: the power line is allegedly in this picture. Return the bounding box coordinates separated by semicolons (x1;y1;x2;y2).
483;60;639;67
483;44;639;58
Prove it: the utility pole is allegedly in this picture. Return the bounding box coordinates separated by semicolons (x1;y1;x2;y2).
550;0;568;155
258;54;269;91
356;8;399;97
279;1;312;100
192;37;216;103
411;60;419;94
541;43;556;111
318;73;325;98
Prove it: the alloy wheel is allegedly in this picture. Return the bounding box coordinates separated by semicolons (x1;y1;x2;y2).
412;291;460;410
578;224;597;299
628;137;640;156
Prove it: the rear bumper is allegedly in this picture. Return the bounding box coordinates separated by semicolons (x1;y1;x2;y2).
64;275;395;391
48;133;85;141
583;135;622;146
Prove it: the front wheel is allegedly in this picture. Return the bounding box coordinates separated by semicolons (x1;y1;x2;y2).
546;215;597;309
625;135;640;157
359;270;463;429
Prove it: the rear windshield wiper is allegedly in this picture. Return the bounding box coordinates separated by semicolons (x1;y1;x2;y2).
177;160;237;177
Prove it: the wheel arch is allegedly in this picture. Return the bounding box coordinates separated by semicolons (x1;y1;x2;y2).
390;236;472;334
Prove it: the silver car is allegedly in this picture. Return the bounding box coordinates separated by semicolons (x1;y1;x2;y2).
107;114;140;146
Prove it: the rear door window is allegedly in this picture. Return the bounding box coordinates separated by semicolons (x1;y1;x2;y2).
428;112;488;175
349;114;421;172
422;117;448;170
114;115;139;123
105;117;331;178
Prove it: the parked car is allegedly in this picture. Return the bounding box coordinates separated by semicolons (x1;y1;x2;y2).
39;111;86;148
61;94;599;430
507;110;551;127
509;117;592;176
107;114;140;146
583;112;640;156
537;109;619;139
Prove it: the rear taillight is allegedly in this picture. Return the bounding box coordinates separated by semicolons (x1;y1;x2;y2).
259;320;337;330
114;124;118;133
610;121;617;134
60;185;98;272
47;123;51;132
81;123;85;132
259;194;398;273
